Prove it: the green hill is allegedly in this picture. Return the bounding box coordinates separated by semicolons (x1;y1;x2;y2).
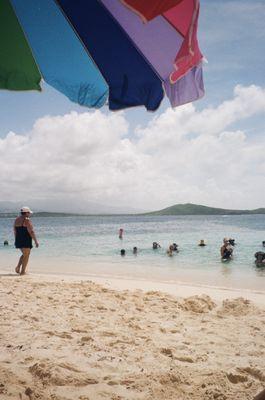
1;204;265;218
144;203;265;216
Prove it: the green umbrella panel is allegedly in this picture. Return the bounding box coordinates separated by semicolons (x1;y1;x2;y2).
0;0;41;91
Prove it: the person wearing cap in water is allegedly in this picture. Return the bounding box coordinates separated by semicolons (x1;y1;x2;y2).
198;239;206;247
13;207;39;275
220;238;233;260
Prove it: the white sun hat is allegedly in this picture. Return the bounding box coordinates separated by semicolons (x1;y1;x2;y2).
21;206;33;214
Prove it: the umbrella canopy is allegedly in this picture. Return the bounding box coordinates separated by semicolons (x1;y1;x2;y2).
0;0;41;91
0;0;204;111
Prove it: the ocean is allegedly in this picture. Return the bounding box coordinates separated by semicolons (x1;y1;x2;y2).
0;214;265;290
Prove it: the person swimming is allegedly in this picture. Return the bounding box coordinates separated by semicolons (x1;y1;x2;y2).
152;242;161;249
254;251;265;267
198;239;206;246
4;240;9;246
167;244;174;256
133;246;138;254
220;238;233;260
229;238;235;246
120;249;125;256
172;243;179;252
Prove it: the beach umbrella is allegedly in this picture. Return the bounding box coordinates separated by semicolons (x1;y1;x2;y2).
0;0;204;111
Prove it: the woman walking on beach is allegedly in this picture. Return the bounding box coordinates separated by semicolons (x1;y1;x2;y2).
14;207;39;275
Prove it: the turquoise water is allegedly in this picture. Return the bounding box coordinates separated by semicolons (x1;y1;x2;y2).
0;214;265;290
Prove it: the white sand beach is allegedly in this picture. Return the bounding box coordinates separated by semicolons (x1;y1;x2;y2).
0;271;265;400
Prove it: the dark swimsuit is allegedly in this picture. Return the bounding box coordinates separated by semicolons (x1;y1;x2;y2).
222;249;232;259
15;225;32;249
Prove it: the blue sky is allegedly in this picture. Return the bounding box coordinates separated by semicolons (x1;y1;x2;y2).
0;0;264;211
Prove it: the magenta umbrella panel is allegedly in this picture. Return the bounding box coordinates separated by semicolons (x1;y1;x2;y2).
0;0;204;111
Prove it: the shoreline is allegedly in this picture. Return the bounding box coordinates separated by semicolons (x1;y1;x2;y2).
1;270;265;306
1;246;265;293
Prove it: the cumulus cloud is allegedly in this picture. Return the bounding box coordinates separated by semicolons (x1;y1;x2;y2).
0;85;264;212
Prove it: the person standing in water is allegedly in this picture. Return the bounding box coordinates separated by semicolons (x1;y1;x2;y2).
119;228;124;239
220;238;233;260
14;207;39;275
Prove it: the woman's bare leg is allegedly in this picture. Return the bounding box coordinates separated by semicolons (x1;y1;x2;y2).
15;250;23;274
20;248;31;275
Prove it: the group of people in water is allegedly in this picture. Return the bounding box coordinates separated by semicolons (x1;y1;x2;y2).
120;237;235;259
119;228;265;267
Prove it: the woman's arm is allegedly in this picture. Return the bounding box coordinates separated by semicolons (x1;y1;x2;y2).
13;217;19;238
13;221;17;238
26;220;39;247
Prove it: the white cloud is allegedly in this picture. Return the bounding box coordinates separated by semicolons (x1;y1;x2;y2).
137;85;265;141
0;85;264;212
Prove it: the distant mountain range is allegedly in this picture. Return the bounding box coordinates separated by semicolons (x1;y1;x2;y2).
0;200;142;215
144;203;265;216
0;203;264;218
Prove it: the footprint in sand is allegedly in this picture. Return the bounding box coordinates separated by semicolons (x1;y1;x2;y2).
100;331;116;337
71;328;87;334
182;295;216;314
226;371;248;384
25;387;34;400
29;361;99;386
161;348;173;357
44;331;73;339
239;367;265;382
107;380;119;386
217;298;255;317
80;336;94;343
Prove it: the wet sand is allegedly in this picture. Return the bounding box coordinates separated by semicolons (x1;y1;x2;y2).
0;273;265;399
